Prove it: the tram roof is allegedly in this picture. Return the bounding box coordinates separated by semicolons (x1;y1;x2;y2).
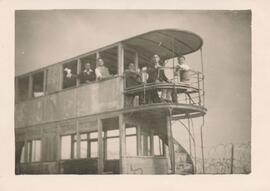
122;29;203;59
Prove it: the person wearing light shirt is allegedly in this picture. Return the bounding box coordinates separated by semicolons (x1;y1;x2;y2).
95;58;111;80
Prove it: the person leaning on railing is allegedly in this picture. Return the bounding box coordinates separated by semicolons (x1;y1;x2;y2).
79;62;96;84
95;58;111;81
175;56;190;83
124;63;144;106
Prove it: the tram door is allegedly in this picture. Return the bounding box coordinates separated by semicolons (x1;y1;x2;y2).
102;117;120;174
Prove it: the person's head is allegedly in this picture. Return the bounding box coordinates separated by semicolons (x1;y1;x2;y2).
97;58;104;66
85;62;91;70
152;54;160;64
128;63;136;71
178;56;185;64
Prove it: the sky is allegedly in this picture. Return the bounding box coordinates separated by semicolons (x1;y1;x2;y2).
15;10;251;150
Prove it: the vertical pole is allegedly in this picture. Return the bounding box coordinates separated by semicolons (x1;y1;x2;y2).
197;73;201;106
200;48;205;106
167;108;175;174
76;119;80;159
76;58;81;87
97;118;104;174
200;116;205;174
150;129;154;156
28;74;33;99
43;69;47;96
230;144;234;174
137;124;142;156
118;43;125;109
135;51;139;70
119;114;126;174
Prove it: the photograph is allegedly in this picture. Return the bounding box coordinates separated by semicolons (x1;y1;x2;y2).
14;9;251;175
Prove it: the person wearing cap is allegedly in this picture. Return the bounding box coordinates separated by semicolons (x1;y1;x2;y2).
95;58;111;80
79;62;96;84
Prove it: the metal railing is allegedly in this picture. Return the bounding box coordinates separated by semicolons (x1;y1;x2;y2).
124;67;205;108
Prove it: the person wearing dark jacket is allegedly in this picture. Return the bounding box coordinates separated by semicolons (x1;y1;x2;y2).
125;63;144;106
79;62;96;84
146;54;170;103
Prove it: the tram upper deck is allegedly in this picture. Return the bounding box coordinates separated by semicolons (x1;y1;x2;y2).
15;29;206;128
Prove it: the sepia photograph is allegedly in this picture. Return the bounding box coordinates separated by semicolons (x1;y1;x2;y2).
14;10;251;175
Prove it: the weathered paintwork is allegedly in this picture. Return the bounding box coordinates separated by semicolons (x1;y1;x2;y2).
15;77;122;128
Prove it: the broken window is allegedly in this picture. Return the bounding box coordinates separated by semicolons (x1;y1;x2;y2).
18;76;29;101
32;71;45;98
60;134;77;160
62;61;77;89
125;126;137;156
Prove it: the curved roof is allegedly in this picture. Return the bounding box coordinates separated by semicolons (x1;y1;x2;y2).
122;29;203;60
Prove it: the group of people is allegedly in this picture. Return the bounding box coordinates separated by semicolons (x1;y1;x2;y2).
63;58;112;88
125;54;190;105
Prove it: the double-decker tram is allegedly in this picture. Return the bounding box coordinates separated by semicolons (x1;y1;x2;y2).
15;29;206;174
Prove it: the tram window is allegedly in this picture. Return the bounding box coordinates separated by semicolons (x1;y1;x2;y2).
18;76;29;101
105;129;120;160
26;139;41;162
141;133;151;156
126;126;137;156
98;46;118;76
80;139;87;158
79;131;98;159
153;135;164;156
106;137;119;160
60;134;77;160
62;61;77;89
32;71;44;98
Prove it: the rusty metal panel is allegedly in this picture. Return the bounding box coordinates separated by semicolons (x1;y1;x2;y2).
77;78;121;117
58;120;76;135
78;118;97;133
15;103;27;128
57;90;76;120
27;98;44;126
124;156;168;174
43;94;59;122
46;65;61;94
25;126;42;140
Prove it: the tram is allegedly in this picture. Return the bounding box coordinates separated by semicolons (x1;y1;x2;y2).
15;29;206;174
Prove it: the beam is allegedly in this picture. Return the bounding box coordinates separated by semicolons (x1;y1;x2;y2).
167;109;175;174
97;118;104;174
119;114;126;174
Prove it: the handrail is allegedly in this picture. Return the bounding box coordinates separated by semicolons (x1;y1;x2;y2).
124;69;205;108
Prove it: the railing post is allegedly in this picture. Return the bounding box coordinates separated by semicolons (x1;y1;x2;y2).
197;72;201;106
167;108;175;174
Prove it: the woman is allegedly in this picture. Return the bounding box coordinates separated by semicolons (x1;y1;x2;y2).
95;58;111;80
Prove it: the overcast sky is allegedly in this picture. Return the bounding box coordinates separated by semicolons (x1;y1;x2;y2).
15;10;251;149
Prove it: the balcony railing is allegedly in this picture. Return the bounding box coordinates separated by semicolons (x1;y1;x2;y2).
124;67;205;108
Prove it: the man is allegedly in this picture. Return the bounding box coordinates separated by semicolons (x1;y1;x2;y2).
79;62;95;84
171;56;191;103
147;54;170;103
125;63;144;106
95;58;111;80
176;56;190;83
